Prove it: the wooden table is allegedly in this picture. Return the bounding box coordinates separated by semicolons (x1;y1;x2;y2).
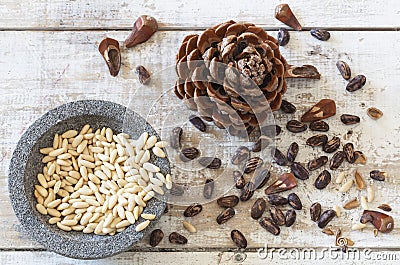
1;0;399;264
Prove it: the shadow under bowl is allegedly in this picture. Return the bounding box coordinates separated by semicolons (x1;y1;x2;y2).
8;100;169;259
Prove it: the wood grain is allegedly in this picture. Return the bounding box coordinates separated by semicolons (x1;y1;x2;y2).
0;30;399;255
0;250;399;264
1;0;400;30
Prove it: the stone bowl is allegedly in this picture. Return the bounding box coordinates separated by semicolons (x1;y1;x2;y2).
8;100;169;259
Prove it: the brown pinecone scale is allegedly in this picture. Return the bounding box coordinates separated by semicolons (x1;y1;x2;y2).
174;20;318;135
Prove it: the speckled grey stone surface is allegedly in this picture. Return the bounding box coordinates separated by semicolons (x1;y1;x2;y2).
8;100;169;259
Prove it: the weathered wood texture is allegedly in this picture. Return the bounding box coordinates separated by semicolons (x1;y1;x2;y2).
1;250;399;264
1;0;400;29
1;30;399;256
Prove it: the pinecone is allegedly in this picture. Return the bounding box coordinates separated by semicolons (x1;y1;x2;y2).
174;20;313;136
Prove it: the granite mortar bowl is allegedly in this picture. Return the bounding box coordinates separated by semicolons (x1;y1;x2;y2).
8;100;169;259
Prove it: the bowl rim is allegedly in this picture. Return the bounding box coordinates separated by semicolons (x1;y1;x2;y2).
8;100;168;259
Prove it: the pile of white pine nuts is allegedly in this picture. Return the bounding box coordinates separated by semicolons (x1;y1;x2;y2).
34;124;172;235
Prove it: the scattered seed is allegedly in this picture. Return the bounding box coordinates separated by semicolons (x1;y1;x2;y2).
267;194;288;206
286;120;307;133
346;75;366;92
136;220;151;232
280;99;296;113
306;134;328;147
309;120;329;132
343;198;360;210
339;179;354;193
341;114;360;125
170;127;183;149
308;156;328;171
253;169;270;189
149;229;164;247
189;115;206;132
314;170;331;189
354;151;367;165
318;210;336;228
352;223;367;231
336;61;351;80
288;193;302;210
243;157;263;174
367;107;383;120
251;136;271;152
360;196;368;210
184;203;203;217
290;162;309;180
370;170;386;181
277;28;290;46
287;142;299;163
335;172;346;184
334;206;341;217
323;137;341;153
378;204;392;212
354;171;366;190
231;229;247;249
251;198;266;220
169;232;188;244
310;29;330;41
272;148;287;166
217;208;235;224
198;157;221;169
135;65;151;84
231;146;250;165
259;217;280;235
343;143;355;163
330;151;346;170
285;209;296;227
203;179;214;199
233;171;246;189
240;182;255;201
217;195;239;208
322;228;335;235
270;206;286;226
310;202;322;222
367;185;374;202
183;221;197;233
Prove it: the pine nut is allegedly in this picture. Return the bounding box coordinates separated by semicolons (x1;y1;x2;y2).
183;221;197;233
352;223;367;230
62;130;78;139
47;199;61;209
48;217;61;225
57;222;72;231
360;196;369;209
152;146;166;158
367;185;374;202
47;208;61;217
135;220;150;232
116;220;131;229
339;179;353;193
335;172;346;184
141;213;156;220
36;204;47;215
140;150;151;164
35;126;172;236
49;148;67;157
155;141;168;148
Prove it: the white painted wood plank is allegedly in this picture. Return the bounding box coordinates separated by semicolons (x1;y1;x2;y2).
1;0;400;29
0;31;399;252
1;250;400;264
